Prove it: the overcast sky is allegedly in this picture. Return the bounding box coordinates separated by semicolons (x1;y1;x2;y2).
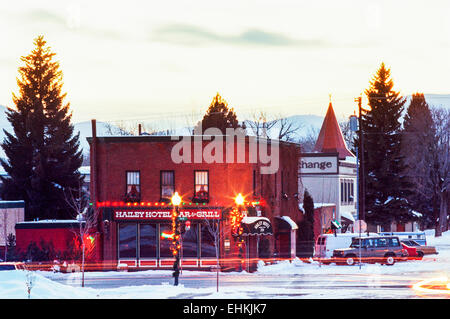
1;0;449;123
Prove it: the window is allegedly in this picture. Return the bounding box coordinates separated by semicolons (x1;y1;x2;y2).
389;238;400;247
182;224;198;258
375;238;388;247
200;223;217;257
161;171;175;201
118;223;137;259
125;171;140;202
194;171;209;202
340;179;355;205
159;224;173;258
139;224;157;259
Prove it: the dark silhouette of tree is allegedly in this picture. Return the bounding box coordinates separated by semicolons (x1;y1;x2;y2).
358;62;410;227
297;190;315;257
196;93;242;134
0;35;83;220
401;93;436;228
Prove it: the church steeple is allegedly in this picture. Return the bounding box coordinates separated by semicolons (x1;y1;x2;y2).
313;100;354;159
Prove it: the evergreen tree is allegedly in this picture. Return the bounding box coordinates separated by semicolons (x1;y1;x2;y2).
401;93;436;227
0;35;83;220
196;93;242;134
297;190;315;257
360;62;410;227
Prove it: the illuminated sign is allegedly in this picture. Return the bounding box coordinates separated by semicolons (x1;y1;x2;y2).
300;155;338;174
113;209;221;220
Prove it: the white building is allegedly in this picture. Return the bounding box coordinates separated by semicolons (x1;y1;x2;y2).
299;101;357;232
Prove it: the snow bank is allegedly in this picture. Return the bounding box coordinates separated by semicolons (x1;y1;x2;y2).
1;230;447;299
257;230;450;276
0;270;253;299
0;270;97;299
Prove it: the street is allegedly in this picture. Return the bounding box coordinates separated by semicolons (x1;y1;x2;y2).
42;259;449;299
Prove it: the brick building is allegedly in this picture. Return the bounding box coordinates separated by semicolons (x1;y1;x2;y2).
89;121;302;271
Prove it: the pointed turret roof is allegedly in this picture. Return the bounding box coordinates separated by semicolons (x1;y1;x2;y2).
313;101;354;159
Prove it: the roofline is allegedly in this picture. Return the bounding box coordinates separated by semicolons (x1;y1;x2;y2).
87;135;302;148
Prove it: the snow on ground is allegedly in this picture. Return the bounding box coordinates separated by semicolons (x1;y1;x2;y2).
258;229;450;276
0;230;448;298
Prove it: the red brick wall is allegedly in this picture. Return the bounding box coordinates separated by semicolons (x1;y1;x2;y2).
16;227;75;253
91;136;302;268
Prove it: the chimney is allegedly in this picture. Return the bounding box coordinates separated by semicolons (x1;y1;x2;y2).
90;119;98;208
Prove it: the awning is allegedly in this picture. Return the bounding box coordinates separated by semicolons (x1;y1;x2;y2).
241;216;273;236
275;216;298;231
331;219;342;230
340;210;355;223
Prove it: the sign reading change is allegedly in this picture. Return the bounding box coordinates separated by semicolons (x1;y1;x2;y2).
300;155;338;174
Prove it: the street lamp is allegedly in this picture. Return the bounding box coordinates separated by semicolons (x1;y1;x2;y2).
171;192;182;286
76;209;87;287
234;193;245;271
172;191;182;206
234;193;245;206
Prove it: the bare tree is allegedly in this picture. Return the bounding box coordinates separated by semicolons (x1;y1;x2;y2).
245;110;277;138
339;117;355;151
430;106;450;236
25;270;35;299
63;183;99;287
277;115;303;142
245;111;303;142
203;219;221;292
104;120;133;136
297;126;320;152
185;109;203;135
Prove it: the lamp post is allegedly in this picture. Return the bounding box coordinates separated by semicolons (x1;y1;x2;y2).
76;211;86;287
171;192;182;286
351;97;365;268
234;193;245;272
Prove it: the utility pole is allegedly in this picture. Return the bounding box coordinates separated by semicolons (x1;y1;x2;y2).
354;96;366;228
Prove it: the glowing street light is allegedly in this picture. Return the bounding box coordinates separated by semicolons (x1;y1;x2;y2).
171;191;182;286
171;192;182;206
233;193;245;272
234;193;245;206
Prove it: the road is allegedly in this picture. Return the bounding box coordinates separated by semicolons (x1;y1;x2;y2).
43;265;449;298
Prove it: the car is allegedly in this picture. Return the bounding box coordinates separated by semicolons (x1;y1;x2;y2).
401;242;422;260
380;232;427;245
0;262;26;271
332;236;408;265
400;239;437;256
314;232;379;260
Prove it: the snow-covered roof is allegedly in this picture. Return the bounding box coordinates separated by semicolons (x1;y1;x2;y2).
279;216;298;230
0;200;24;204
78;166;90;175
17;219;81;224
298;202;335;212
410;210;423;218
340;210;355;222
